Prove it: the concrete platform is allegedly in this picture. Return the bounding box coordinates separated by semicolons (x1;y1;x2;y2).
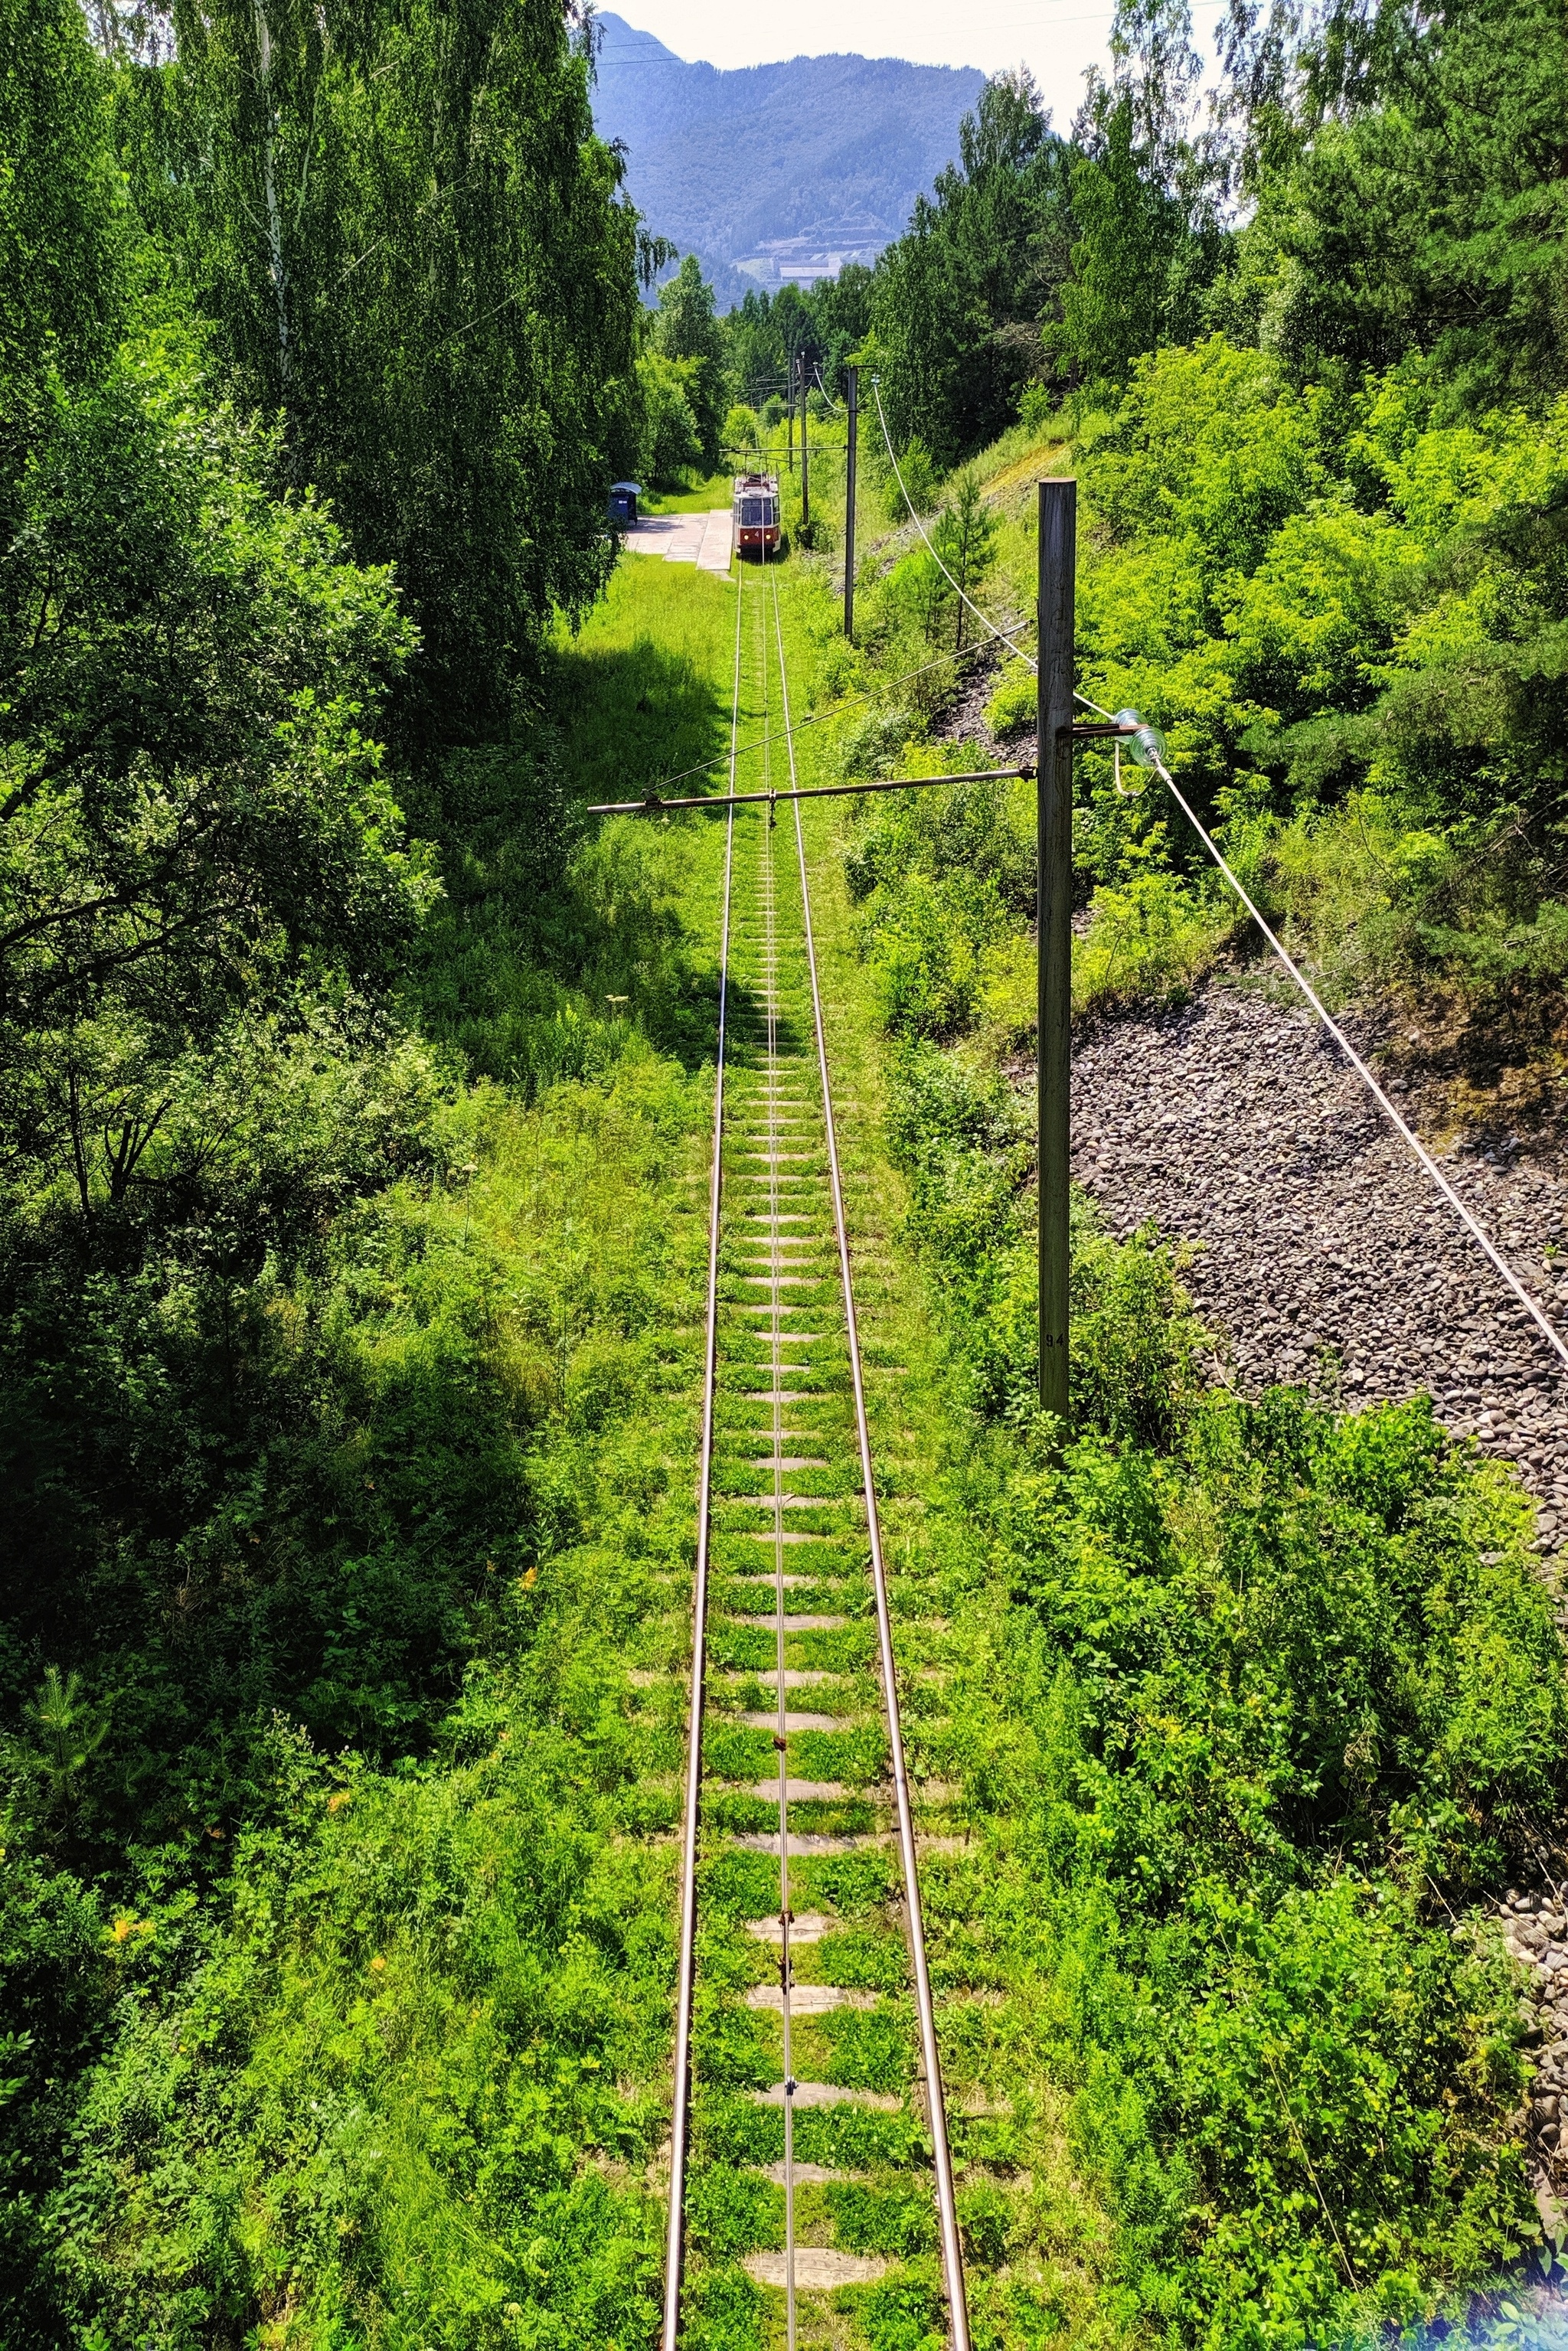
621;508;733;573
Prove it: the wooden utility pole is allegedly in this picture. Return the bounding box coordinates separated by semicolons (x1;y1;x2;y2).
1037;479;1076;1421
799;354;810;531
844;367;858;640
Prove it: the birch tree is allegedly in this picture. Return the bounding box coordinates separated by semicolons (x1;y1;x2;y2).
115;0;645;732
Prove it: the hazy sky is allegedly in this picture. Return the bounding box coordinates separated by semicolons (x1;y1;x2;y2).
596;1;1122;135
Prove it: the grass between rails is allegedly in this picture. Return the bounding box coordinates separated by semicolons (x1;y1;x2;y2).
779;784;1129;2351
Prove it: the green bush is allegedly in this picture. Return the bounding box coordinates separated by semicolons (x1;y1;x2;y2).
884;437;940;521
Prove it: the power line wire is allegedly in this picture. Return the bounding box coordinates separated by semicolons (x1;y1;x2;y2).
871;377;1040;670
588;628;1024;802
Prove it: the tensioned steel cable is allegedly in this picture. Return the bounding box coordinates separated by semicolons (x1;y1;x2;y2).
1074;687;1568;1379
769;570;974;2351
660;540;742;2351
871;376;1040;674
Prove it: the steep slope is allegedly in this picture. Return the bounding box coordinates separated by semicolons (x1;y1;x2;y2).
592;12;983;299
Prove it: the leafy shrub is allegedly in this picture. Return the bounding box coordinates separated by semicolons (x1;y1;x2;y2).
884;436;939;521
1073;867;1236;1014
859;870;1010;1040
637;349;703;485
985;662;1037;736
0;1839;106;2337
46;1729;672;2345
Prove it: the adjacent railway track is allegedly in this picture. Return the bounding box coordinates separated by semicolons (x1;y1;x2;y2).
659;552;972;2346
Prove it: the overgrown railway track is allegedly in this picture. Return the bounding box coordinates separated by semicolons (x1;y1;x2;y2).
660;552;972;2347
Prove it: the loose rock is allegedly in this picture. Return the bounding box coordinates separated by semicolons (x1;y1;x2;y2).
1073;985;1568;1549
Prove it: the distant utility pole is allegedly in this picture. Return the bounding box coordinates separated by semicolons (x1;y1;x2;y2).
844;365;858;642
1037;479;1076;1422
799;354;810;532
786;367;794;475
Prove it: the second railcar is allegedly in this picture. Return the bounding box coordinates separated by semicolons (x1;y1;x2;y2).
733;472;780;558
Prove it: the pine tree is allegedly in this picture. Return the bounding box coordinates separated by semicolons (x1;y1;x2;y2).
930;469;999;651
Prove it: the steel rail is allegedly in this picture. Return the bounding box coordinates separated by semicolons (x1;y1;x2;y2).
659;556;743;2351
587;764;1031;818
769;573;973;2351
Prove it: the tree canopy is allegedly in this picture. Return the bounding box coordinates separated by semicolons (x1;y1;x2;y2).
113;0;645;735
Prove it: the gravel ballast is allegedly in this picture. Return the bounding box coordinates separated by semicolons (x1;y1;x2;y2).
1070;984;1568;1552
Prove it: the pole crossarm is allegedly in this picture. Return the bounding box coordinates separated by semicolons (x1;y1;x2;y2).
586;764;1032;818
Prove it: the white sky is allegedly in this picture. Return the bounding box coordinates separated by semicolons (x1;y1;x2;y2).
597;1;1122;135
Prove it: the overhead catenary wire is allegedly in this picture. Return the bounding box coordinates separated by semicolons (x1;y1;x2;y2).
872;375;1041;672
587;631;1030;807
586;762;1031;817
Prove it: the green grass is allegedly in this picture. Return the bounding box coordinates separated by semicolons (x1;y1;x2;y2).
642;469;737;514
19;557;751;2347
768;558;1561;2349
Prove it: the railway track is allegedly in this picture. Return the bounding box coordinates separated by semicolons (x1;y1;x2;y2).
660;555;972;2347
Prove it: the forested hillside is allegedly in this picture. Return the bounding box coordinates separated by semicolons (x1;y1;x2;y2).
590;14;984;309
737;0;1568;1062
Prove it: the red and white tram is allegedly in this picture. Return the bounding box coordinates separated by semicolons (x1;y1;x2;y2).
733;472;780;559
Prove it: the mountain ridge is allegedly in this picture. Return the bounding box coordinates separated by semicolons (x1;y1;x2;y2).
591;14;985;306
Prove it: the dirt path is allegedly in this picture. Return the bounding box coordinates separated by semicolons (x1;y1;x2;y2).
1071;981;1568;1558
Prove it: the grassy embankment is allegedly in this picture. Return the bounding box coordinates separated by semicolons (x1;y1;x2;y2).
824;350;1568;1116
11;563;744;2344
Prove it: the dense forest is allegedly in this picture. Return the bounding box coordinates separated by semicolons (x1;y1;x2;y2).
5;0;1568;2343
